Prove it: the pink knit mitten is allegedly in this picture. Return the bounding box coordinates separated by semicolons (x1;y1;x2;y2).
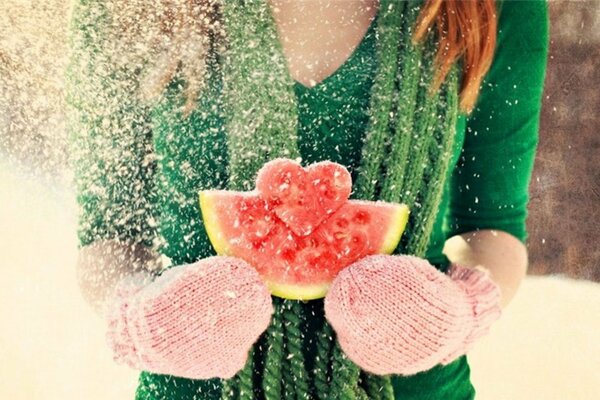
104;256;274;379
324;254;502;376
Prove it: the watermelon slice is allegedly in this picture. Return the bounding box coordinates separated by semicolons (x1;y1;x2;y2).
199;159;409;300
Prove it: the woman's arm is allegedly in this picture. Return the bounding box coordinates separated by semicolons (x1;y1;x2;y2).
445;0;550;311
444;229;527;309
322;0;550;377
66;0;160;315
77;240;162;316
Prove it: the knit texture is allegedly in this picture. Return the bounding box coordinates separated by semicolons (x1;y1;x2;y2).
65;0;550;397
323;255;502;376
105;256;273;380
220;0;301;191
439;263;505;365
218;0;460;398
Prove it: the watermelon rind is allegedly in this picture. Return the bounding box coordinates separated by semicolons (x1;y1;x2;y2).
265;280;330;301
198;190;233;255
379;203;410;254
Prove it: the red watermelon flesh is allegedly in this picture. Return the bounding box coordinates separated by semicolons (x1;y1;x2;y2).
256;159;352;237
199;159;409;300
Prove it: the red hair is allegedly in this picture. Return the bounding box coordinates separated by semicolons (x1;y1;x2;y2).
413;0;498;114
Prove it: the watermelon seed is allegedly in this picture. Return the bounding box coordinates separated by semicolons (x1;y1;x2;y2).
335;218;349;228
353;210;370;224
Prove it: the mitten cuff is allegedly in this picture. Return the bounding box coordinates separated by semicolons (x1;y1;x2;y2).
441;263;503;364
104;272;155;369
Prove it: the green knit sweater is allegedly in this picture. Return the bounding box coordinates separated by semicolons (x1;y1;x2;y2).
67;0;549;399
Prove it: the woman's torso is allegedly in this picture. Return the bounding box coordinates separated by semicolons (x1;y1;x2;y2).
142;7;472;400
150;8;467;269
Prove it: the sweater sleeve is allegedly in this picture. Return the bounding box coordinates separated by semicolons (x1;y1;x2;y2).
65;1;158;248
446;0;550;244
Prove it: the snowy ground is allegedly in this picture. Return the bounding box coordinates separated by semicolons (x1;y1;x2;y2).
1;160;598;400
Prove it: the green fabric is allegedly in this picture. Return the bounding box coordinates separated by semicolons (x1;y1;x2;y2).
66;0;549;398
219;0;302;192
216;1;460;397
66;0;158;249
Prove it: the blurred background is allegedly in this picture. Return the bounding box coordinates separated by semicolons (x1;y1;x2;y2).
1;1;598;399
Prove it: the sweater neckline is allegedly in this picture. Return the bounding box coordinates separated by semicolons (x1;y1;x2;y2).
292;11;379;92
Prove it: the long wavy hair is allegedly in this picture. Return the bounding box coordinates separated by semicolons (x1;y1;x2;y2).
116;0;497;116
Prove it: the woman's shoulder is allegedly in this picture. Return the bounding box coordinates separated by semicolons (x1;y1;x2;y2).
476;0;549;96
495;0;549;50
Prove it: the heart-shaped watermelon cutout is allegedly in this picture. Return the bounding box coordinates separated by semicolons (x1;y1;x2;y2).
199;158;409;300
256;159;352;236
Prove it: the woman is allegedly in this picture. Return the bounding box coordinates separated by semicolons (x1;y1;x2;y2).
68;0;549;399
